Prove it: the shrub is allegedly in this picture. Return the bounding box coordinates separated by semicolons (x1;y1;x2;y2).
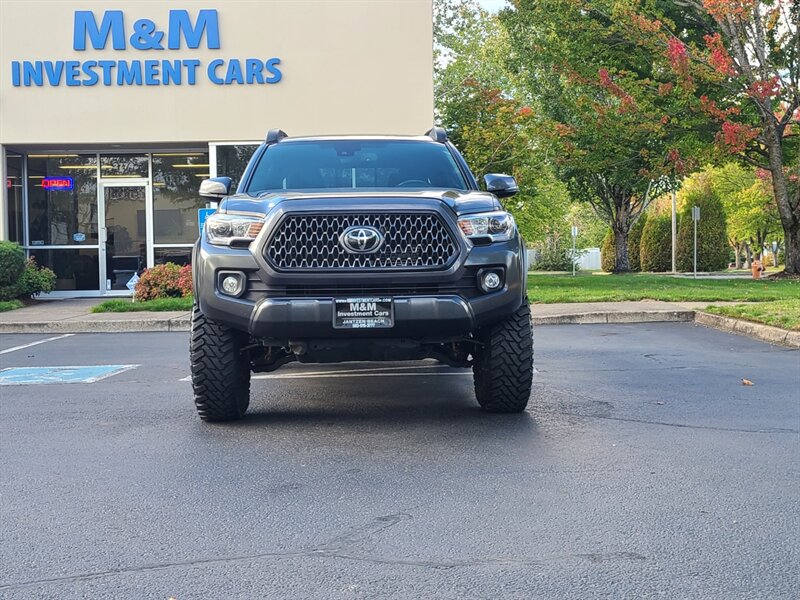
134;263;193;301
640;214;672;272
533;244;578;271
0;256;56;301
601;230;615;272
676;177;729;272
627;213;647;272
17;258;56;297
0;241;25;287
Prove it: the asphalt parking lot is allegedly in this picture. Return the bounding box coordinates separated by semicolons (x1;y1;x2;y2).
0;323;798;599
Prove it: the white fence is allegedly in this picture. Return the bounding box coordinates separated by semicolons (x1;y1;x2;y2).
527;247;601;271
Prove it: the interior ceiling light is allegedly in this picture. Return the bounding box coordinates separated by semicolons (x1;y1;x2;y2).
194;173;211;177
60;165;101;170
27;154;80;158
153;153;206;157
172;163;210;168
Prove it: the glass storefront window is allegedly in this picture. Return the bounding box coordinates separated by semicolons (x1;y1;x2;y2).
100;154;148;178
5;153;24;243
30;248;99;291
154;247;193;266
215;144;258;190
152;152;210;244
27;154;98;246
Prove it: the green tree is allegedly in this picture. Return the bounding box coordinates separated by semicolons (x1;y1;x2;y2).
705;163;781;266
613;0;800;274
676;173;730;271
640;215;673;272
502;0;711;272
434;1;571;244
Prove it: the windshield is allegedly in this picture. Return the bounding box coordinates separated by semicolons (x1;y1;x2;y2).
245;140;468;193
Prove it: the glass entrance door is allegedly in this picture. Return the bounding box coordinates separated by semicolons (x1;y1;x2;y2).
99;181;150;294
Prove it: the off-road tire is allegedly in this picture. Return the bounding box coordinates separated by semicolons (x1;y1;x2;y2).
472;303;533;413
190;304;251;422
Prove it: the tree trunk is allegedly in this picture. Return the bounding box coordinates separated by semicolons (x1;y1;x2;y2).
784;222;800;275
612;226;630;273
743;243;752;269
734;242;742;269
763;119;800;274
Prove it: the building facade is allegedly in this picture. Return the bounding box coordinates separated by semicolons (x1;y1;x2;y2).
0;0;433;295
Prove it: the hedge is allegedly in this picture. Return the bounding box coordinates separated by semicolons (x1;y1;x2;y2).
627;213;647;272
676;179;729;272
601;230;615;273
640;214;672;272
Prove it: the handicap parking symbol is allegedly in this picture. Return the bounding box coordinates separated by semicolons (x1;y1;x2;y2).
0;365;139;386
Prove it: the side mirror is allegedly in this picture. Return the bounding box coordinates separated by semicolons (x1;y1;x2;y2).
484;173;519;198
199;177;233;199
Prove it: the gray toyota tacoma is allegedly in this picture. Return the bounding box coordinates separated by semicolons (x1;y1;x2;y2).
191;128;533;421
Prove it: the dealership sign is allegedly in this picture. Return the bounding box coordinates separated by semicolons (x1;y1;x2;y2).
10;10;282;87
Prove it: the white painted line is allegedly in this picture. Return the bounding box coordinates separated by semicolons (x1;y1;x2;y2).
83;364;140;383
179;364;456;382
253;371;471;380
0;334;75;356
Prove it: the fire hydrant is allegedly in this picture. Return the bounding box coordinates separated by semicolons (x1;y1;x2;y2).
751;259;764;280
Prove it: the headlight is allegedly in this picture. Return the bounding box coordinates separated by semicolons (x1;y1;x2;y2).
205;213;264;246
457;211;516;242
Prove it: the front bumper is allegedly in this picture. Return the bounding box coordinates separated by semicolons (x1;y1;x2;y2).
194;238;526;342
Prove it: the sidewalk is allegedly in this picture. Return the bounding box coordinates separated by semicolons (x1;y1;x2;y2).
0;297;797;348
0;298;190;333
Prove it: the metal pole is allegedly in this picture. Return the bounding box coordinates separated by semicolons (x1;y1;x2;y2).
693;209;697;279
671;189;677;274
572;234;576;277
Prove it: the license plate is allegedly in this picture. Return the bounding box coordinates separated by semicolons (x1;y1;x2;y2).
334;297;394;329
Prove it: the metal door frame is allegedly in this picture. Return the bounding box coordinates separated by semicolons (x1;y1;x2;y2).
98;178;152;296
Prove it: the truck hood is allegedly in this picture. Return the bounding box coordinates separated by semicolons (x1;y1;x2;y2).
218;189;502;216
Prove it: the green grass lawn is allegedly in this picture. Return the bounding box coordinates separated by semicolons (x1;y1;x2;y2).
0;299;24;312
704;301;800;331
91;297;194;313
527;273;800;304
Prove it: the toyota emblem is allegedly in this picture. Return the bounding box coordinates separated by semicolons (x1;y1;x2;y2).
339;225;384;254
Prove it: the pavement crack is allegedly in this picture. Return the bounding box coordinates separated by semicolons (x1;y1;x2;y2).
316;512;413;552
0;511;647;591
544;410;799;434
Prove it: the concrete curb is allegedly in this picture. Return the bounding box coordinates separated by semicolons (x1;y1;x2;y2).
1;308;797;348
0;317;190;334
694;311;800;349
533;310;694;326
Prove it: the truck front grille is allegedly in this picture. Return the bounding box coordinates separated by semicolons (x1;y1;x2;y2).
264;212;459;271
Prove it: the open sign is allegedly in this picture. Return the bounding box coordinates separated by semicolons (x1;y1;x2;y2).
42;177;74;190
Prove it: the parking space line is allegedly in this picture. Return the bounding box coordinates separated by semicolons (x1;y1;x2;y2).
179;364;458;382
254;371;471;380
0;334;76;356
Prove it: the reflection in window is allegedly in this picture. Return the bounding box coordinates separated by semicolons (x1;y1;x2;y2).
30;248;99;291
100;154;148;177
215;144;258;191
154;247;193;266
152;152;210;244
5;154;24;243
27;154;98;246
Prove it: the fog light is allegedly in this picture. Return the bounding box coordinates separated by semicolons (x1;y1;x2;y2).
478;269;504;293
483;272;501;290
218;272;244;297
